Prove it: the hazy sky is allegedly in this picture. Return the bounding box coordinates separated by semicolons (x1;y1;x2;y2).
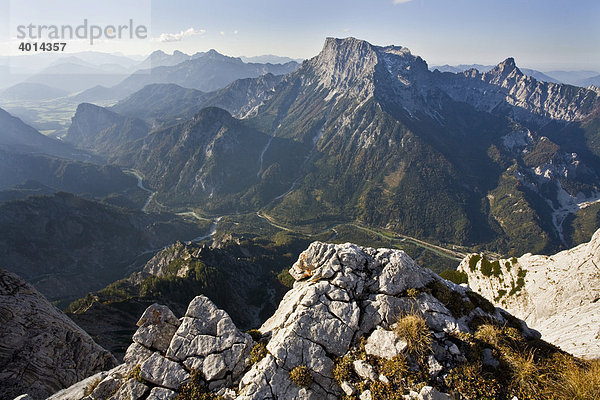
1;0;599;71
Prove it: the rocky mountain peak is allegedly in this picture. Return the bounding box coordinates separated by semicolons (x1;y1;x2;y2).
202;49;243;64
307;37;429;103
307;37;379;98
496;57;518;72
148;50;167;57
482;56;524;85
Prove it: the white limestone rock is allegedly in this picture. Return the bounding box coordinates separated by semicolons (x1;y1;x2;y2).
365;328;407;359
131;303;181;353
360;389;373;400
166;295;252;383
236;241;518;400
91;376;122;399
341;381;355;396
0;269;117;400
353;360;377;381
146;387;177;400
109;378;149;400
427;355;443;378
418;386;454;400
459;228;600;357
49;240;539;400
123;342;154;365
140;352;189;390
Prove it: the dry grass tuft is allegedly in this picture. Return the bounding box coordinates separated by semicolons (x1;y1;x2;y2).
394;312;432;359
474;323;504;347
506;349;542;398
545;355;600;400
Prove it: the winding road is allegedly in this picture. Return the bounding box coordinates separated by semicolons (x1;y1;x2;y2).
123;169;470;261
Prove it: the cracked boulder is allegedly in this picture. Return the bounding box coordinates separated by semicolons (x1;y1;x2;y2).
167;295;253;388
124;303;181;366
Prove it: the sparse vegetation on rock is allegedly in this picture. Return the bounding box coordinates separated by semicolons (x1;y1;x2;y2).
289;365;313;388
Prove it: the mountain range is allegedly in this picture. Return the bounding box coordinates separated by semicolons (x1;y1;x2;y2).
0;107;81;157
432;64;600;87
0;192;210;304
74;50;299;103
63;37;600;257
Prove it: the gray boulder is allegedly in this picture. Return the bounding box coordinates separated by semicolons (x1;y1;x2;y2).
166;295;252;385
0;269;117;400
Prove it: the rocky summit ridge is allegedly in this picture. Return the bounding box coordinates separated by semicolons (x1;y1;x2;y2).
43;242;546;400
306;37;599;122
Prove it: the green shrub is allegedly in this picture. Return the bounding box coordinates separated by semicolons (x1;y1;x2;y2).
246;329;262;342
480;257;493;277
250;343;268;365
468;254;481;271
427;279;474;318
474;324;504;347
289;365;313;387
509;268;527;296
446;362;503;400
369;380;404;400
176;369;224;400
277;269;295;288
333;355;355;384
125;364;143;383
379;355;408;386
439;269;468;285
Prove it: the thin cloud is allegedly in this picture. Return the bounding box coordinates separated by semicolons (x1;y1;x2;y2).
393;0;413;4
159;28;206;42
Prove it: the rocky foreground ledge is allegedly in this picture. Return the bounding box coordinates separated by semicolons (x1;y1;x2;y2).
37;242;550;399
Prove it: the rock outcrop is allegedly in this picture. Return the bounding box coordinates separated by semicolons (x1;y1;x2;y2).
49;298;253;400
458;228;600;358
52;242;547;400
0;269;117;400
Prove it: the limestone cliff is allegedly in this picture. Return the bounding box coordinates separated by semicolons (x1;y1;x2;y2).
0;269;117;400
458;228;600;358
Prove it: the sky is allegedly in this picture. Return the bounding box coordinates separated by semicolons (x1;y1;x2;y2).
1;0;599;71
